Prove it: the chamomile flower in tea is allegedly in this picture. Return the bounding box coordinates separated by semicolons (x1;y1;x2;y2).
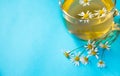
78;11;93;23
79;0;91;6
94;7;107;18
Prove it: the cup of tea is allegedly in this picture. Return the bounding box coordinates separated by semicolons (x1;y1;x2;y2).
59;0;120;40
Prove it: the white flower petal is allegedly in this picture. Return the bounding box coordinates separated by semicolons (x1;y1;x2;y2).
88;40;91;44
86;20;89;23
79;0;91;6
79;20;83;22
96;55;99;59
97;60;106;68
74;61;80;66
78;12;85;16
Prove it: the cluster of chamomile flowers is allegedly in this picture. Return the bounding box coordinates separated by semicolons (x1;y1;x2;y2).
78;0;108;23
63;40;110;68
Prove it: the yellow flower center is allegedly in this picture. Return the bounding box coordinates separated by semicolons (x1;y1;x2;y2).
99;61;104;65
74;56;80;61
83;14;89;19
91;50;97;55
84;57;88;62
102;45;108;49
87;44;93;50
84;0;88;3
64;52;69;58
99;10;104;15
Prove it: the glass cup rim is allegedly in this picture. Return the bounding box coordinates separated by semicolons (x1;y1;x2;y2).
59;0;116;21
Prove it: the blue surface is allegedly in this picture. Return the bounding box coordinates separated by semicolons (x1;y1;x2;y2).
0;0;120;76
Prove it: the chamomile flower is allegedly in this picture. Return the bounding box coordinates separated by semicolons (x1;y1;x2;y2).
78;11;93;23
99;42;110;50
63;51;71;59
79;0;91;6
88;48;99;59
71;52;81;66
97;60;105;68
84;40;95;50
94;7;107;18
81;56;89;65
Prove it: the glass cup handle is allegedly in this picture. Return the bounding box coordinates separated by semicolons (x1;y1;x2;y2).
113;9;120;31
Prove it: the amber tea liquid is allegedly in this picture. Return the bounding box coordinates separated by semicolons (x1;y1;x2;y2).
62;0;115;40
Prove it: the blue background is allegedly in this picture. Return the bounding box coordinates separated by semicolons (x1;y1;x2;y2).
0;0;120;76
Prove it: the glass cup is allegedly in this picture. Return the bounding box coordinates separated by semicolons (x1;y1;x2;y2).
59;0;120;40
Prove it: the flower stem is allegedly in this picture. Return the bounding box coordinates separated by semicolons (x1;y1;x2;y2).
70;46;83;53
108;32;120;45
101;49;105;59
80;49;86;56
